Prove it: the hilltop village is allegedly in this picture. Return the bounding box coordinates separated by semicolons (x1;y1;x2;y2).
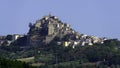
0;15;106;48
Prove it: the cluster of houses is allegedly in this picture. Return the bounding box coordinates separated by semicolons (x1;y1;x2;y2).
28;14;107;47
28;14;72;44
0;14;107;48
62;34;107;48
0;34;23;46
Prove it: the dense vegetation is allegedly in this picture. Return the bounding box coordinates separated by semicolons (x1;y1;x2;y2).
38;39;120;68
0;57;35;68
0;38;120;68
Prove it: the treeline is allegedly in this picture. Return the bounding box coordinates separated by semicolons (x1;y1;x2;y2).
37;39;120;68
0;38;120;68
0;57;36;68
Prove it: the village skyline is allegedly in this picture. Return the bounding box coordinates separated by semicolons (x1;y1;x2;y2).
0;0;120;39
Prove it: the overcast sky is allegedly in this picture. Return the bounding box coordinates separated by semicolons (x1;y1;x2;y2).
0;0;120;39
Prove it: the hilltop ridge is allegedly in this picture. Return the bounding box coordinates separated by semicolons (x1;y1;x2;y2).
26;14;106;47
0;14;106;47
0;14;120;68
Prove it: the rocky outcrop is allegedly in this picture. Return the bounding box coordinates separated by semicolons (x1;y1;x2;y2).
27;14;72;45
27;14;106;47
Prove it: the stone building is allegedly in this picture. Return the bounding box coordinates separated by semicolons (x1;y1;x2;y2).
48;22;54;35
27;14;66;45
27;14;106;46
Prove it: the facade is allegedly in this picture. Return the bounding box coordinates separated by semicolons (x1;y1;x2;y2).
48;23;54;35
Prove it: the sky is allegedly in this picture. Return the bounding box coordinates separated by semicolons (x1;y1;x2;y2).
0;0;120;39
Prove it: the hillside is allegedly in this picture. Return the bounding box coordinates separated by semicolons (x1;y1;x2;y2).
7;14;106;48
0;14;120;68
0;39;120;68
27;14;105;47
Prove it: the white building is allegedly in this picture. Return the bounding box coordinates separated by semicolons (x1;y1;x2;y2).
13;34;23;41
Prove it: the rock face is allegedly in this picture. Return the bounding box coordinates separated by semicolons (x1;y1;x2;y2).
28;14;106;47
28;14;71;45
